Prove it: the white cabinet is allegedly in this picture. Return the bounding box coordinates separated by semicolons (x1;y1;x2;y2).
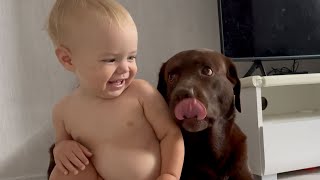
236;74;320;180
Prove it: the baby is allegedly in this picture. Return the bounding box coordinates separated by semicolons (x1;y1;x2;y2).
46;0;184;180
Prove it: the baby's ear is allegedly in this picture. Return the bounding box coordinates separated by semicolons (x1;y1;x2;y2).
55;46;75;72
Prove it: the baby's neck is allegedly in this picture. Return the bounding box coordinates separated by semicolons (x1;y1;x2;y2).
75;87;110;101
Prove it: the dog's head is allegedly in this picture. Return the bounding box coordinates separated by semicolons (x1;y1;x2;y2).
157;49;241;132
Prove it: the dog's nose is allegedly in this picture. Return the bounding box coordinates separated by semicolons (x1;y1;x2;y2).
174;88;195;101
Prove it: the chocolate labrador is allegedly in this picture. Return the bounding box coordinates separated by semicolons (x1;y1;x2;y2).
157;49;253;180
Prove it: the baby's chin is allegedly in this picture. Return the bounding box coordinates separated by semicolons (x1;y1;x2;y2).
100;86;129;99
98;90;124;99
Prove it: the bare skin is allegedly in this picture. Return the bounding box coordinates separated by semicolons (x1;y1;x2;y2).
48;7;184;180
51;79;182;180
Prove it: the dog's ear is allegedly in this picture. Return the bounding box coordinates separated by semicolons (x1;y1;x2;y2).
227;60;241;113
157;62;168;101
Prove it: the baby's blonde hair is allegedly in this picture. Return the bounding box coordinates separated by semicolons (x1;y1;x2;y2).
47;0;133;46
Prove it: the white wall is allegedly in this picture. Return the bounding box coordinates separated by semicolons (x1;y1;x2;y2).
119;0;219;85
0;0;319;179
0;0;75;179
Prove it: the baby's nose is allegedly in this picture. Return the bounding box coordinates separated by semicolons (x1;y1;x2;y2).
116;60;129;73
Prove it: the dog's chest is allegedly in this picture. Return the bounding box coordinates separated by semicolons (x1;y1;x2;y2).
181;130;232;180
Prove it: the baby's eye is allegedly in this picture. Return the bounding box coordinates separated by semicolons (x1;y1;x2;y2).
101;59;116;63
128;56;136;61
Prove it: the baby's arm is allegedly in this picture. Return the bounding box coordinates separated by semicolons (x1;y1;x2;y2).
136;80;184;180
52;100;92;175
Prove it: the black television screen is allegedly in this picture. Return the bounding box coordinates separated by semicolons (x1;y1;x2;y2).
218;0;320;61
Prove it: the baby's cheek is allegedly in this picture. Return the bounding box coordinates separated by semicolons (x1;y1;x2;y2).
130;63;138;73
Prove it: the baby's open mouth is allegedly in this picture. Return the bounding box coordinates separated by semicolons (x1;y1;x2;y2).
108;79;125;87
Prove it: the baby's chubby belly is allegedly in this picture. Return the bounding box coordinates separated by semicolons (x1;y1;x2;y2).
91;140;161;180
65;94;162;179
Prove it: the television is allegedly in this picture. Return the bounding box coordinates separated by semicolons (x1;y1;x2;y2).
218;0;320;76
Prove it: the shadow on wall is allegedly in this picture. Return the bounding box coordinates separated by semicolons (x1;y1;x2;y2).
0;123;54;179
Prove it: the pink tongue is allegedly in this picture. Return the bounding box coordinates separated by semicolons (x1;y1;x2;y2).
174;98;207;120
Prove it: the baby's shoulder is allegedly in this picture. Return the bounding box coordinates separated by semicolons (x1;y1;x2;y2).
129;79;156;95
127;79;165;105
52;92;76;117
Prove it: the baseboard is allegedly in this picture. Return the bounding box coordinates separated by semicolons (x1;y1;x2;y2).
1;174;46;180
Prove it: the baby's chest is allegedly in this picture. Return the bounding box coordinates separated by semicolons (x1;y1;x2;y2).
64;99;151;144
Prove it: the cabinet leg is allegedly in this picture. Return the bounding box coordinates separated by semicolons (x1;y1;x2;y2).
254;174;277;180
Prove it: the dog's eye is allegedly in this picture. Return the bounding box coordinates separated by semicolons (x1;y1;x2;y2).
201;66;214;76
168;73;177;83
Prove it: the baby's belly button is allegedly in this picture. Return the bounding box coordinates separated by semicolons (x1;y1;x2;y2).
93;146;160;179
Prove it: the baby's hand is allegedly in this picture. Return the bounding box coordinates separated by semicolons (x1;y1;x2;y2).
53;140;93;175
156;174;178;180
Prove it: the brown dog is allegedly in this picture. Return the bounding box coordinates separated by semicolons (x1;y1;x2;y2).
157;49;253;180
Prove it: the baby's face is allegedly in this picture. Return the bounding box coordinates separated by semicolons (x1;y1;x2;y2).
68;13;138;99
